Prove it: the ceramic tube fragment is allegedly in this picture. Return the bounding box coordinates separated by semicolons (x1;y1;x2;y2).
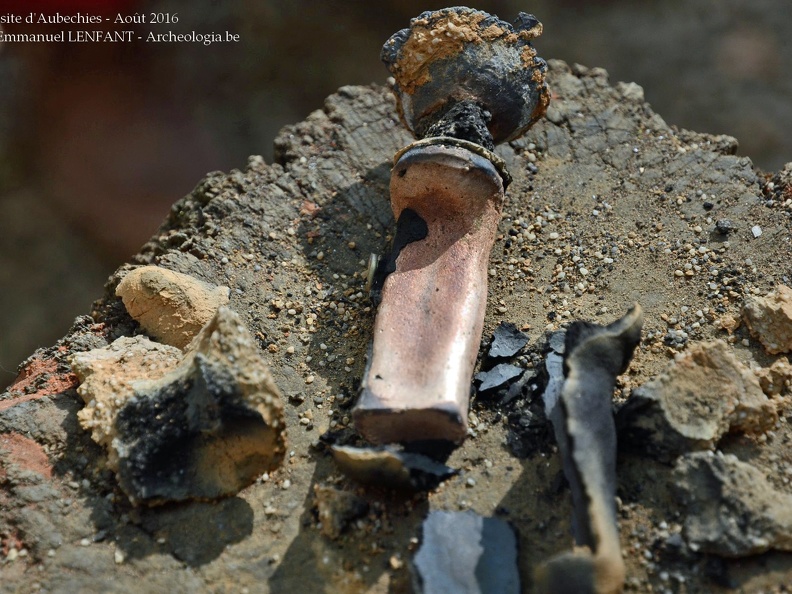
355;6;549;445
354;144;503;444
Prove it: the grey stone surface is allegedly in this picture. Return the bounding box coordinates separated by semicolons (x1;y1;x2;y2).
617;340;777;462
673;452;792;556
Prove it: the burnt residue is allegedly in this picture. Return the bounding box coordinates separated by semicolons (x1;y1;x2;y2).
381;6;549;146
369;207;428;306
470;322;552;456
114;354;277;504
417;99;495;151
115;372;194;501
489;321;530;359
474;322;531;398
475;363;523;392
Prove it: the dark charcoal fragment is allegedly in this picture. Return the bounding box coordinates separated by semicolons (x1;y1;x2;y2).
548;330;566;355
412;511;519;594
488;322;529;359
475;363;522;392
419;99;495;151
502;368;536;405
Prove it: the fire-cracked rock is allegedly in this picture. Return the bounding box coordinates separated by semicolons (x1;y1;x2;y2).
70;306;286;504
673;452;792;556
70;335;184;472
617;340;777;462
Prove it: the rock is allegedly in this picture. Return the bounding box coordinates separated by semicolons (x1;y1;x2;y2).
615;81;645;103
71;336;183;470
312;485;369;540
617;340;777;462
714;219;735;235
716;313;741;334
0;432;53;480
330;445;457;491
672;452;792;556
743;285;792;354
754;357;792;396
115;265;229;349
412;511;520;594
70;306;285;504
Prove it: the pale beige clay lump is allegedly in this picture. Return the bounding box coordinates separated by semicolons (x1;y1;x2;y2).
70;336;183;471
115;265;230;349
618;340;777;461
743;284;792;354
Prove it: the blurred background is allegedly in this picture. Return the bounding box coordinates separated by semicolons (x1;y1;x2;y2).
1;0;790;388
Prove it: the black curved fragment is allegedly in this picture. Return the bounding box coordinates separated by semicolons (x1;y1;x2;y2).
537;305;643;593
